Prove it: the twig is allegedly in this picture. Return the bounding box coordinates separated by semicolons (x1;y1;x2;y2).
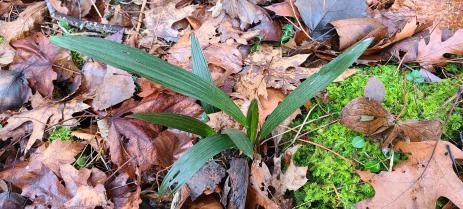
291;105;317;145
44;0;124;33
134;0;148;35
396;57;408;120
298;138;355;166
288;0;313;41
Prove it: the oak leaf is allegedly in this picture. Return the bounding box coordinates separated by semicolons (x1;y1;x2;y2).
222;0;270;29
32;140;85;176
357;140;463;209
417;28;463;67
0;96;89;152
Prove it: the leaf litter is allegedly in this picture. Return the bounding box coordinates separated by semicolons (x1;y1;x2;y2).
0;0;462;208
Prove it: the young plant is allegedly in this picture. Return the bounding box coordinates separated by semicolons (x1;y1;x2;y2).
50;34;372;195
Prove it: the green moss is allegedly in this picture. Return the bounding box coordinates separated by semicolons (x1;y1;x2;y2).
71;51;84;69
49;127;73;141
291;65;463;208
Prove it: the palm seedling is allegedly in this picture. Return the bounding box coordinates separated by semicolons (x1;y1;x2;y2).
50;34;372;195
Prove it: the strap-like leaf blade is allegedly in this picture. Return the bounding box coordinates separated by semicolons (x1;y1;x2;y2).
191;33;219;114
128;113;215;137
246;99;259;143
50;35;246;126
258;38;373;140
158;134;235;194
222;128;253;158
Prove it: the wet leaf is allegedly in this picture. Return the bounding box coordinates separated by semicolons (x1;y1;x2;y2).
340;97;394;135
0;70;31;113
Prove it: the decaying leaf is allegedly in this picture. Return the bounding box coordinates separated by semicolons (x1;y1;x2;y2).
32;140;85;176
106;173;142;209
222;0;270;29
187;161;226;201
364;76;386;102
142;0;197;42
0;192;28;209
226;158;249;209
340;97;394;135
0;70;31;113
9;32;68;97
50;0;94;18
357;140;463;209
416;28;463;67
0;97;89;152
331;18;387;50
295;0;367;38
108;88;202;177
258;88;301;126
271;145;308;202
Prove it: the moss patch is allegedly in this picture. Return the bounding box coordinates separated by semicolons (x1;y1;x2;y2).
290;65;463;208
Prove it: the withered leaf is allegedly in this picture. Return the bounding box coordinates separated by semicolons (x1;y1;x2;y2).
340;97;394;135
187;161;226;201
154;130;193;168
227;158;249;209
0;70;31;113
222;0;270;29
32;140;85;176
357;140;463;209
416;28;463;67
0;192;28;209
364;76;385;102
397;119;442;142
108;89;202;177
331;18;387;50
142;0;197;42
10;32;68;97
0;97;89;152
106;173;142;209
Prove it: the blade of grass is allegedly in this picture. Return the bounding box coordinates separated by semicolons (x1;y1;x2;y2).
158;134;235;194
127;113;215;137
222;129;253;158
246;99;259;143
50;35;246;126
258;38;374;140
191;33;219;114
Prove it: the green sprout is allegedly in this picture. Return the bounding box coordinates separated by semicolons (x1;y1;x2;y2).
280;24;294;45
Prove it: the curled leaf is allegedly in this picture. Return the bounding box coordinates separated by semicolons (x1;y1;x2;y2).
340;97;394;135
0;70;31;113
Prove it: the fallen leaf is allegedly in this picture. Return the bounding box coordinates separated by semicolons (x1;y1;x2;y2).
331;18;387;50
106;173;142;209
32;140;85;176
207;111;241;131
245;186;279;209
419;69;442;83
9;32;68;97
0;1;46;42
142;0;197;42
364;77;386;102
222;0;270;29
356;140;463;209
154;130;193;168
271;145;307;202
0;161;71;208
0;97;89;152
0;70;31;113
0;192;28;209
50;0;93;17
108;89;202;177
187;161;226;201
258;89;300;126
396;120;442;142
340;97;395;135
416;28;463;67
295;0;367;38
264;1;297;18
189;195;223;209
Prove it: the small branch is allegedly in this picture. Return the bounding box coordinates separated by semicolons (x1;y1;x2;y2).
298;138;355;166
45;0;124;34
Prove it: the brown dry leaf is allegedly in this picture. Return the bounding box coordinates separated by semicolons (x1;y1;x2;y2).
142;0;197;42
0;161;71;208
246;156;279;209
108;89;202;177
106;173;142;209
189;195;223;209
331;18;387;50
390;0;463;29
264;1;297;18
187;161;226;201
0;192;28;209
0;96;89;152
258;88;300;126
32;140;85;176
356;140;463;209
154;129;193;168
340;97;394;135
207;111;241;130
271;145;307;202
59;164;111;208
0;2;46;66
397;119;442;142
9;32;68;97
50;0;93;17
416;28;463;67
222;0;270;29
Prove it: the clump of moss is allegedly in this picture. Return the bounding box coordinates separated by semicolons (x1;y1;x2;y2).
291;65;463;208
49;127;73;141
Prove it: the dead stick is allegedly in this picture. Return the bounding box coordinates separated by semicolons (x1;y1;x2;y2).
44;0;124;34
